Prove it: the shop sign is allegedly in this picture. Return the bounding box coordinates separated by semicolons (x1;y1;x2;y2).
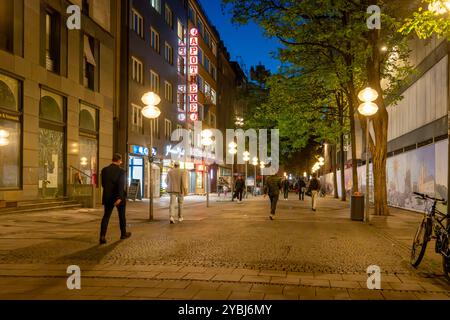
130;145;149;156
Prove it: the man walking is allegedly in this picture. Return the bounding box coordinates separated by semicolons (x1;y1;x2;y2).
298;177;306;201
166;162;188;224
309;173;321;212
264;173;282;220
232;175;245;202
282;177;290;200
99;153;131;245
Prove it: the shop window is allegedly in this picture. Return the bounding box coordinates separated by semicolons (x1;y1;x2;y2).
79;103;98;185
0;74;21;189
40;91;63;123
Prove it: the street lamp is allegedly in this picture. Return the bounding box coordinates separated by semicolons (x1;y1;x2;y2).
260;161;265;192
252;157;258;196
428;1;450;14
141;92;161;221
228;141;237;199
243;151;250;197
358;87;379;223
202;129;213;207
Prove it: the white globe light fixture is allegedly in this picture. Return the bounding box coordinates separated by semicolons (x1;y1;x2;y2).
141;92;161;106
142;105;161;119
252;157;259;166
243;151;250;162
0;129;10;138
358;102;379;117
358;87;378;103
260;161;265;169
428;1;450;14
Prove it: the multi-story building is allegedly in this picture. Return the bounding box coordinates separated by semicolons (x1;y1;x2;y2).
117;0;189;199
0;0;116;207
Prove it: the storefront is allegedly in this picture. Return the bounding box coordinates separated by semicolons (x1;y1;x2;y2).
128;145;149;199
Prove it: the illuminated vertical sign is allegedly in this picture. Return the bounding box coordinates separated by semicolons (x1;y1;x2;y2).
177;34;187;122
188;28;199;122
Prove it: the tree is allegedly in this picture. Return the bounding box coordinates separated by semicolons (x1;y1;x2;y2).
400;0;450;39
223;0;412;215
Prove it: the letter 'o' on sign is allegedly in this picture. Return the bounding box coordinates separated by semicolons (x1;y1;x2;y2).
190;113;198;121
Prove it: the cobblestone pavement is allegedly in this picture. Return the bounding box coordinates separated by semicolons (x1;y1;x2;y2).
0;194;449;300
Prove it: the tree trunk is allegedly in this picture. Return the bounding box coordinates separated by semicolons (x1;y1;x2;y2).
337;92;347;201
347;85;360;193
366;28;389;216
332;144;339;199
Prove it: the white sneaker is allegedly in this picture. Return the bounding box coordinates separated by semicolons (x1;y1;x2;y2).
170;217;175;224
178;217;184;222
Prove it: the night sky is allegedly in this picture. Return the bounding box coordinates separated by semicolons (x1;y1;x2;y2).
198;0;281;75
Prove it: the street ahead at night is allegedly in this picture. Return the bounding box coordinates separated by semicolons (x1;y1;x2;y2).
0;194;448;300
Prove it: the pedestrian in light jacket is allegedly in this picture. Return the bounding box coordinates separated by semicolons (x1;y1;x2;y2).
166;162;188;224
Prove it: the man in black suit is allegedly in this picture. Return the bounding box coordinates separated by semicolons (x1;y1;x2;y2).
99;153;131;244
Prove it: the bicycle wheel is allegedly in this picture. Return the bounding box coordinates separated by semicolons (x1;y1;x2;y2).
411;217;431;267
442;232;450;281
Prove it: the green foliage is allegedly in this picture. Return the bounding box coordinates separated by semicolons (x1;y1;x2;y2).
400;0;450;39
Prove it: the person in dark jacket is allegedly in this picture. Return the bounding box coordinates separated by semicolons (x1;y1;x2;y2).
99;153;131;244
298;178;306;201
282;178;290;200
264;173;283;220
232;176;245;202
308;173;321;212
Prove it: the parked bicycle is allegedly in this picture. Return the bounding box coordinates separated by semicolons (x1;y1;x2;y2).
410;192;449;280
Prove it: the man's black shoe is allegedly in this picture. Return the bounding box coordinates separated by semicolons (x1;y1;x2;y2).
99;237;107;245
120;232;132;240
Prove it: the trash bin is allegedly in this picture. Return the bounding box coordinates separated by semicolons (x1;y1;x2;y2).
351;193;364;221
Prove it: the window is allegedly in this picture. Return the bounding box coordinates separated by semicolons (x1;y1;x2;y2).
197;75;204;93
177;19;184;40
79;103;99;183
150;27;160;53
164;81;173;102
165;119;172;139
83;34;97;90
188;5;196;23
132;57;143;84
204;57;210;74
198;48;203;66
204;81;210;96
82;0;90;15
204;31;210;47
0;1;13;53
211;41;217;56
198;104;204;121
131;9;144;38
44;9;60;73
151;0;161;13
150;70;160;94
131;104;143;133
165;4;173;28
164;42;173;64
0;73;21;189
197;18;204;37
177;91;185;111
178;56;185;75
210;113;216;128
211;89;216;105
211;65;217;80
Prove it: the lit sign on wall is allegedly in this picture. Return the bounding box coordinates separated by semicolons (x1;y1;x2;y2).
188;28;199;123
130;145;149;156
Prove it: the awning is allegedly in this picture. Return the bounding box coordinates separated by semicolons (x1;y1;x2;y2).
84;36;97;67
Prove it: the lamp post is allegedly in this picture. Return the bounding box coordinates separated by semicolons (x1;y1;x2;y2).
228;141;237;199
358;87;379;223
201;129;213;207
252;157;258;196
141;92;161;221
243;151;250;197
260;161;265;193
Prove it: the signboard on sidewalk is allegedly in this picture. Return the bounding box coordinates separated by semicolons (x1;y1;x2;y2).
128;179;142;201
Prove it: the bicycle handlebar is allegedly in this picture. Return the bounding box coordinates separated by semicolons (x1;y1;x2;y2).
413;192;446;203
